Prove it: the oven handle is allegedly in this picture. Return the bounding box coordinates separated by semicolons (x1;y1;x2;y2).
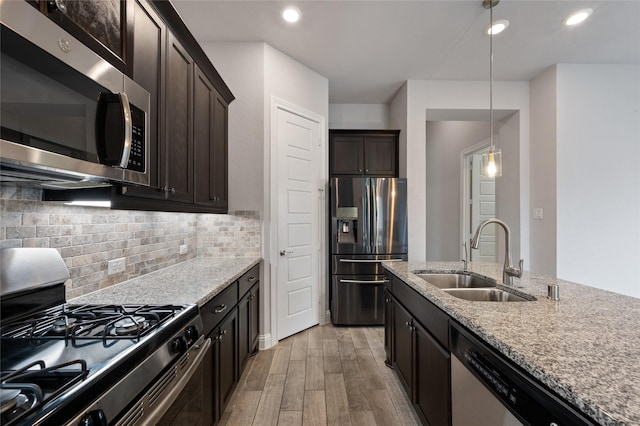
144;336;212;425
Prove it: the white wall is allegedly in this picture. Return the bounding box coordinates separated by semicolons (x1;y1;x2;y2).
556;64;640;298
329;104;390;129
390;83;408;178
529;66;557;276
201;42;329;346
425;121;489;260
392;80;530;264
263;45;329;342
200;42;265;213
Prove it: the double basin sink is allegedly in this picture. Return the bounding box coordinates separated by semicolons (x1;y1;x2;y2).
413;272;534;302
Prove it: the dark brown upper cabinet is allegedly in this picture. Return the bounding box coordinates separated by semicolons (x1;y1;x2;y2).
34;0;133;75
163;33;194;203
64;0;236;213
194;65;229;211
329;129;400;177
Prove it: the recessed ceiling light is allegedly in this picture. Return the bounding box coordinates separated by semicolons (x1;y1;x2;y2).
564;8;593;26
282;6;301;23
486;19;509;35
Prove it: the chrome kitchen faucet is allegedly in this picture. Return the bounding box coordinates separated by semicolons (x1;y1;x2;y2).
471;218;523;285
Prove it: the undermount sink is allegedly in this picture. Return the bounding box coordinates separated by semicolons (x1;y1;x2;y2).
413;271;535;302
442;288;532;302
414;272;496;289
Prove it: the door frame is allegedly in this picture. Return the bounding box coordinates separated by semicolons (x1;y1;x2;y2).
269;96;327;344
460;139;490;261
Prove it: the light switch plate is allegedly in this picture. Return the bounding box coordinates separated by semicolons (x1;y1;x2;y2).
108;257;126;275
179;244;188;255
533;208;544;220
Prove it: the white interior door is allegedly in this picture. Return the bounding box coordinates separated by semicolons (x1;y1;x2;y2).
276;106;321;340
471;153;497;262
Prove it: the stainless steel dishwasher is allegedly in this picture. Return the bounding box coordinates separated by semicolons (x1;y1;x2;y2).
450;322;596;426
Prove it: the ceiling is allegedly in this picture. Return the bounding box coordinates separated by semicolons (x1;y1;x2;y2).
170;1;640;104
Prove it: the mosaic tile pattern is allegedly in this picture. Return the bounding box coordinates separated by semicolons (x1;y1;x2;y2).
384;261;640;426
0;185;261;298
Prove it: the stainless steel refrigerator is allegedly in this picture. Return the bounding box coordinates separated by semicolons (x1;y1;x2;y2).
330;177;408;325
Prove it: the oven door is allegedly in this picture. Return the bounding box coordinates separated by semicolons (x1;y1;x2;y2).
109;337;212;426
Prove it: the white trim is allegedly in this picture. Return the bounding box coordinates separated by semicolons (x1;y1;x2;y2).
460;139;490;261
258;333;273;350
269;96;327;344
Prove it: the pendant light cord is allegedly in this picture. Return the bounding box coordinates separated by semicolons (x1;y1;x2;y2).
489;2;494;153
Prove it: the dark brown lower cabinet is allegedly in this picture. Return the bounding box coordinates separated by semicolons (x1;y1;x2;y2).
212;307;238;423
386;276;451;426
414;320;451;426
238;283;259;372
384;287;393;366
201;264;260;425
392;299;413;394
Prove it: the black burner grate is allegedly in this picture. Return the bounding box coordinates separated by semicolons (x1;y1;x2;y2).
0;304;181;343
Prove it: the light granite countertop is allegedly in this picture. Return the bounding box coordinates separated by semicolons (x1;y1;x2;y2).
383;261;640;426
70;257;262;307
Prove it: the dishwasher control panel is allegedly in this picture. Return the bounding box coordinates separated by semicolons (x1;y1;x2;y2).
450;323;597;426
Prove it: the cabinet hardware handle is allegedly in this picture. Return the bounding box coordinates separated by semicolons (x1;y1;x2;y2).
213;304;227;314
248;276;256;282
50;0;68;14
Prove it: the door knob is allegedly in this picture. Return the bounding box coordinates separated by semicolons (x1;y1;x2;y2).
280;250;293;256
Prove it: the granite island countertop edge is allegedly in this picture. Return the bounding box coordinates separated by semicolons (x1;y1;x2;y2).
383;261;639;426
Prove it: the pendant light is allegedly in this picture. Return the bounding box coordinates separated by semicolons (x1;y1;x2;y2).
481;0;502;178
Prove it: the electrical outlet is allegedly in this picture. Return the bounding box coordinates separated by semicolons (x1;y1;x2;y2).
179;244;188;255
108;257;126;275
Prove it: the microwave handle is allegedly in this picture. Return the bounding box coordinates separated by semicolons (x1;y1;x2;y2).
117;92;133;168
96;92;133;169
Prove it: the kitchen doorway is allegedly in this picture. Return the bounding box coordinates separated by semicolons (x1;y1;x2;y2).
461;143;497;263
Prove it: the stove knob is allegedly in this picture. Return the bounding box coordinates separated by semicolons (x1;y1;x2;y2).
185;325;199;342
171;336;188;353
78;409;107;426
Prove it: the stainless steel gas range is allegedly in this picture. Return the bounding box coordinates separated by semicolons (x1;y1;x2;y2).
0;248;211;426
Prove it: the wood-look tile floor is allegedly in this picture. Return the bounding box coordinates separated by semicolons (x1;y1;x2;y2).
219;324;420;426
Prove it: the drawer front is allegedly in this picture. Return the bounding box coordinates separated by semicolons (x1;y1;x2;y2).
202;281;238;336
239;264;260;297
392;276;449;349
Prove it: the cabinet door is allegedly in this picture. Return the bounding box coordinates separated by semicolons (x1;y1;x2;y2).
125;0;164;198
164;33;193;203
39;0;132;74
249;284;259;353
384;288;394;366
238;291;250;373
213;308;238;423
211;90;229;210
414;321;451;426
364;136;398;176
392;300;413;396
330;136;364;175
193;65;217;207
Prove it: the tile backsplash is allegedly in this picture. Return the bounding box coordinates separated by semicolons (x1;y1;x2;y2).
1;185;261;298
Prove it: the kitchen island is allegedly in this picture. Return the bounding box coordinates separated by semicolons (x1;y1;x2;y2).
70;257;261;307
383;261;640;426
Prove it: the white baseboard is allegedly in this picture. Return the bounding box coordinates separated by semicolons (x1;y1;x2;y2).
258;333;274;350
321;309;331;325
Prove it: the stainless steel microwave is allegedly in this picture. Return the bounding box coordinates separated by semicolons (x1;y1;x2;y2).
0;0;150;188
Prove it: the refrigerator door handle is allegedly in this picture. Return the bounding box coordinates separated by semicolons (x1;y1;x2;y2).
338;258;404;263
339;279;387;284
